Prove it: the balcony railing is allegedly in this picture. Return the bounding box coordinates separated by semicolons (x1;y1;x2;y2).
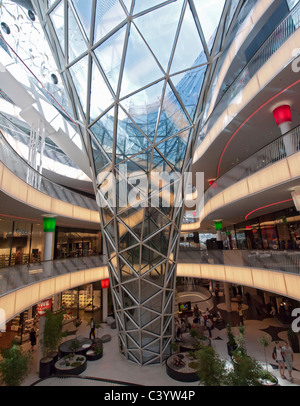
0;255;106;297
0;130;97;211
205;123;300;202
200;1;300;141
178;249;300;276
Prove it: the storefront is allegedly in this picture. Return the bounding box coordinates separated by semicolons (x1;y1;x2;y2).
0;217;44;268
0;216;102;268
226;206;300;250
54;226;102;259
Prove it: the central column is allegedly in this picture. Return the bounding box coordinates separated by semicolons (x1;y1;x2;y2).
31;0;212;366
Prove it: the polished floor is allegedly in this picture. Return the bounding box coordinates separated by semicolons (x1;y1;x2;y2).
20;291;300;387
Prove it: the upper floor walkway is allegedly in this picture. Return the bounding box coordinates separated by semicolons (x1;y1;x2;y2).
0;248;299;328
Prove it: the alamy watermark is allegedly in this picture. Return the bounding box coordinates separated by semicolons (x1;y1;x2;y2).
291;48;300;72
0;308;6;332
95;164;204;212
291;308;300;333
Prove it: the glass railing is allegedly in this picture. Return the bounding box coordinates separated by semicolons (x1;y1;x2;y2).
204;124;300;203
199;1;300;141
178;249;300;275
0;255;106;297
0;130;98;211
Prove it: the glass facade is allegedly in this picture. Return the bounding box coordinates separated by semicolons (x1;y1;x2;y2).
0;218;44;267
32;0;231;365
227;207;300;251
0;217;102;268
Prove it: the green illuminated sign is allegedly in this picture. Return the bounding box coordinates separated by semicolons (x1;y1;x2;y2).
43;217;56;232
214;221;223;231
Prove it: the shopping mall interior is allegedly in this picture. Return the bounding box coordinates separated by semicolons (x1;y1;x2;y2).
0;0;300;389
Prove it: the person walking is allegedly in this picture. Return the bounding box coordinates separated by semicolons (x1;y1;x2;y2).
89;318;95;340
205;318;213;338
29;328;36;352
238;304;244;326
282;341;294;382
273;341;286;380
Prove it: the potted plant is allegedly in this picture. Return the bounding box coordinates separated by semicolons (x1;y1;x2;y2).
69;338;80;352
0;344;32;386
228;327;277;386
170;341;180;354
86;340;103;361
287;329;299;353
194;345;228;386
258;335;271;371
227;350;265;386
40;309;67;378
226;323;237;357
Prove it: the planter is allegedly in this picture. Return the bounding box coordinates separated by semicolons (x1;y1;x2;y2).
86;350;103;361
179;334;211;352
166;353;199;382
48;351;58;374
259;373;278;386
58;338;92;357
55;354;87;375
166;353;198;382
39;357;53;379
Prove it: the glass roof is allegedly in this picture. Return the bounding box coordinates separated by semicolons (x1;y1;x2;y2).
30;0;231;176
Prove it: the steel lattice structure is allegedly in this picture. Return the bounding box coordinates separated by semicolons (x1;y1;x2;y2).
31;0;237;365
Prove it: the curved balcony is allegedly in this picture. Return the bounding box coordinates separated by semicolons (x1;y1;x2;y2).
0;255;108;326
205;124;300;202
194;2;300;165
177;249;300;302
201;1;300;141
1;248;300;329
183;124;300;231
0;130;97;211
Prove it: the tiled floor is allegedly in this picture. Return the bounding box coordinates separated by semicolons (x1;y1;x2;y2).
20;292;300;387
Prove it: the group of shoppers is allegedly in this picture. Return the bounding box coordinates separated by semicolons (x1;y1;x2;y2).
273;341;295;382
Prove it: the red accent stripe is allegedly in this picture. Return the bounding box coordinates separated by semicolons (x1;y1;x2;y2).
244;199;293;220
216;79;300;178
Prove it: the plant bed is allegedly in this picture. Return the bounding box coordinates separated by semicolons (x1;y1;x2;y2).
85;340;103;361
258;372;278;386
58;337;92;357
166;352;199;382
179;331;211;352
55;354;87;376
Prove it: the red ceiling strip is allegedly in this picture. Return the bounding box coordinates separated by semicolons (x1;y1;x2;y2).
244;199;293;220
216;79;300;178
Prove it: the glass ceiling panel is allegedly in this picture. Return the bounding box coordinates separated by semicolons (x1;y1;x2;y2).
120;23;164;98
193;0;226;52
50;0;65;55
170;2;207;74
170;65;207;120
121;0;133;14
133;0;184;71
116;108;151;161
68;3;87;62
133;0;170;14
120;80;165;143
155;82;191;142
69;54;89;113
93;25;127;94
93;0;127;44
89;58;114;122
71;0;93;41
90;107;115;158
